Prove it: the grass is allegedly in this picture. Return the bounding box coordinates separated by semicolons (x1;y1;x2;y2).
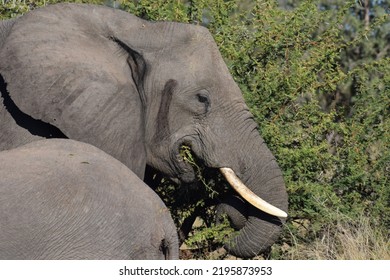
281;214;390;260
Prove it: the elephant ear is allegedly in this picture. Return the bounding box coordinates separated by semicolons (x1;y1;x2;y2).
111;37;148;107
0;4;154;178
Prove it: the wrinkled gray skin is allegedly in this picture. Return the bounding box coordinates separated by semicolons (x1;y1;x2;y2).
0;3;288;258
0;139;179;260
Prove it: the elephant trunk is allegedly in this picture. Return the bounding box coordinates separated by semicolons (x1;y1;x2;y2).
203;105;288;258
224;136;288;258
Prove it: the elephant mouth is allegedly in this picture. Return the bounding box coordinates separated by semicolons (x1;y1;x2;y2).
171;139;198;184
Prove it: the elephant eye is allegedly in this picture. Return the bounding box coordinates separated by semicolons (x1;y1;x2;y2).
195;92;211;115
196;92;210;108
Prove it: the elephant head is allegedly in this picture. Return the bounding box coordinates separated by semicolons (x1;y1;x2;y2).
0;3;287;258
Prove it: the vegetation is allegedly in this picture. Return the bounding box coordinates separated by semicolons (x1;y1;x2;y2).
1;0;389;259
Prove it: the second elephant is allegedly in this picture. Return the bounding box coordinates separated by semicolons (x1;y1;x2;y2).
0;139;179;260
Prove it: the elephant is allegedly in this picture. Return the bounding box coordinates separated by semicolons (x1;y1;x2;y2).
0;3;288;258
0;139;179;260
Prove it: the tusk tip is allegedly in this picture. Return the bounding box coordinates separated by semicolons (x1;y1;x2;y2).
277;211;288;218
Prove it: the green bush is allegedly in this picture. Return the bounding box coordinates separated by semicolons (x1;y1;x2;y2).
2;0;388;259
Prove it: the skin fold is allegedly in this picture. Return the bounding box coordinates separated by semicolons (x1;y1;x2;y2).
0;139;179;260
0;3;288;258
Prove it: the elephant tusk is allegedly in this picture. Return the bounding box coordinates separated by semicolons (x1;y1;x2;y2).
220;167;288;218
